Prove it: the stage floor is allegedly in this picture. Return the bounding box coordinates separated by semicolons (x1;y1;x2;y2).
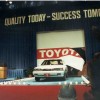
0;76;85;85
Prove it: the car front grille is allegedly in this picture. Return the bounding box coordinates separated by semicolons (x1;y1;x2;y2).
42;69;53;71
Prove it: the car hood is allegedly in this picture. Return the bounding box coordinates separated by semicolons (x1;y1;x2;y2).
34;65;66;69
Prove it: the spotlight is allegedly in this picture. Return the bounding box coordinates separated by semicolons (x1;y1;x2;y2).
30;1;36;7
9;1;12;4
9;4;14;9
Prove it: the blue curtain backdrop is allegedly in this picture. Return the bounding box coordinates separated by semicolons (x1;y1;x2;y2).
0;24;36;69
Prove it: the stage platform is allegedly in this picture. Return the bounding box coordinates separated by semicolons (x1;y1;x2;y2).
0;76;93;100
0;76;86;85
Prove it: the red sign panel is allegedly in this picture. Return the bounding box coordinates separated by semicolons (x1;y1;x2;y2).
37;48;80;59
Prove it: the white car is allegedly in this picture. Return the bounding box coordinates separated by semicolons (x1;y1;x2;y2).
33;59;68;81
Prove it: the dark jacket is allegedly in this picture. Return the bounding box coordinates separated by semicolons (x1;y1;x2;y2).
88;53;100;91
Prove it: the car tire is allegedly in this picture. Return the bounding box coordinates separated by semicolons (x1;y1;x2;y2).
35;77;40;81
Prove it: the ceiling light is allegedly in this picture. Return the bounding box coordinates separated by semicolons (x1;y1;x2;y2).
9;1;12;4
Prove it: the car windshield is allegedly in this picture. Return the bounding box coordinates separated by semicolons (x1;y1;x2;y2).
41;59;63;65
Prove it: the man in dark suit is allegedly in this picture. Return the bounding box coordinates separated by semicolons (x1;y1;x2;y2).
88;52;100;100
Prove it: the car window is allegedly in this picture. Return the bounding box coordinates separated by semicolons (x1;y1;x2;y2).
50;61;58;65
41;60;50;65
41;59;63;65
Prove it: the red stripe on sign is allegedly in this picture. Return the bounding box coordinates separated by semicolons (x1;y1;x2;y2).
37;48;81;59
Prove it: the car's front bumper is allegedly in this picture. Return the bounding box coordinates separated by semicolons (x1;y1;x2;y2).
33;71;65;78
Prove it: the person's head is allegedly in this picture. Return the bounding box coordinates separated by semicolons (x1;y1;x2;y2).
58;84;76;100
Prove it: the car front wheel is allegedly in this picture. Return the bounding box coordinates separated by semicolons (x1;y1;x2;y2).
35;77;40;81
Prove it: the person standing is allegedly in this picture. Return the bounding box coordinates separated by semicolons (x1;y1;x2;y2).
88;52;100;100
